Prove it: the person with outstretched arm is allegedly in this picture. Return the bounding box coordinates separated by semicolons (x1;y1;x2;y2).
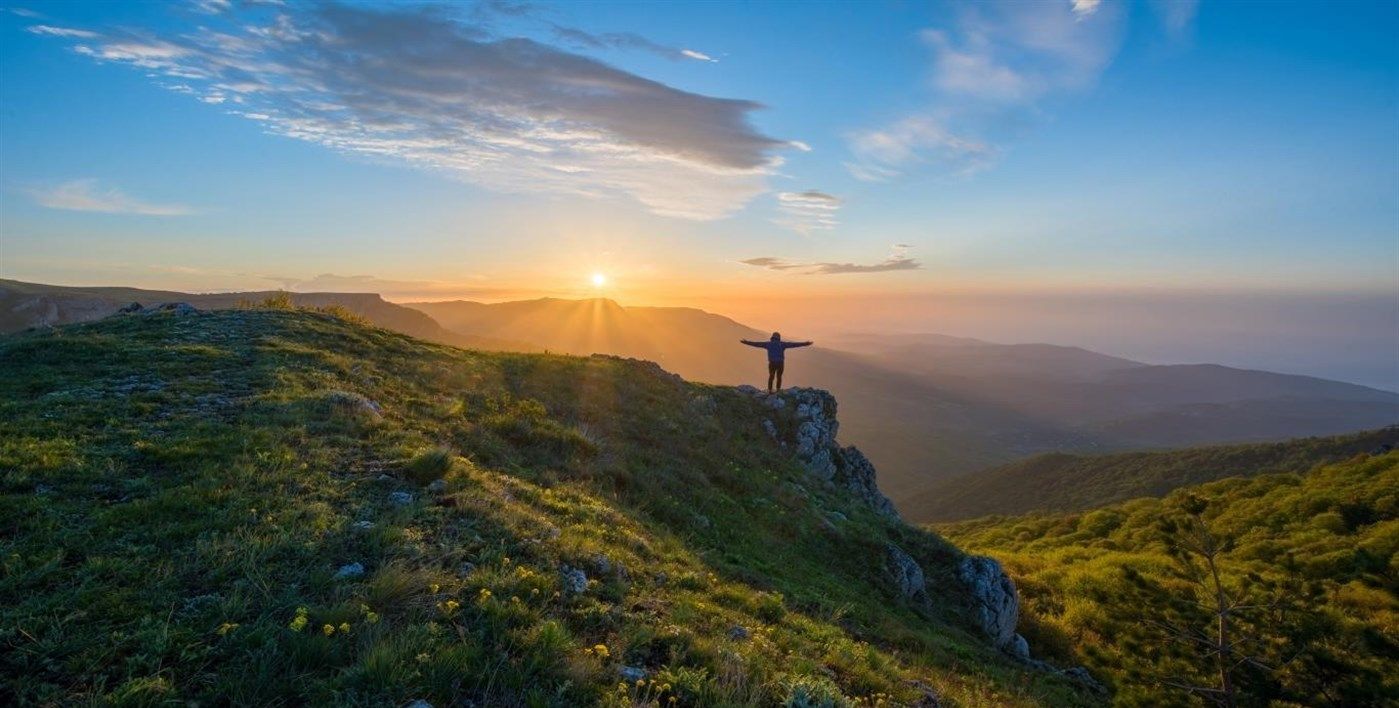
740;332;813;393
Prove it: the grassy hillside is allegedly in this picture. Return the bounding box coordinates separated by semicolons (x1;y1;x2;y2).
938;454;1399;705
0;308;1090;706
910;428;1399;522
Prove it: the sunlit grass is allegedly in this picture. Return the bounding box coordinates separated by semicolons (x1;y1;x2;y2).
0;308;1090;705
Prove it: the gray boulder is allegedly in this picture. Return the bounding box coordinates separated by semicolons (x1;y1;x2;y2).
884;544;928;603
957;555;1020;650
334;562;365;580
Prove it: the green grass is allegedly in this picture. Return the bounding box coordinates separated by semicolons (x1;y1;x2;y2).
911;427;1398;522
938;453;1399;706
0;309;1090;706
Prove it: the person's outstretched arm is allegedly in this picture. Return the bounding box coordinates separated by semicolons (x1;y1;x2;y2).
786;340;814;348
739;339;763;347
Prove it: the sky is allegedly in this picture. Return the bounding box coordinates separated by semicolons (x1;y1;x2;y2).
0;1;1396;388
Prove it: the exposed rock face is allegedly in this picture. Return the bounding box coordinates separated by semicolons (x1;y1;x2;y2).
746;387;899;520
957;555;1025;653
884;543;928;603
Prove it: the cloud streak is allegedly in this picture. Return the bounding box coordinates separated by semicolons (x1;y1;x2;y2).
741;246;920;275
27;179;194;216
32;3;789;220
550;24;717;62
774;189;842;234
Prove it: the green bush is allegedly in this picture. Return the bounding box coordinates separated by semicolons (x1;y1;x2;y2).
405;446;454;484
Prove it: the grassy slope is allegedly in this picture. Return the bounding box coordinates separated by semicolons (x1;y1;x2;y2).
937;454;1399;705
0;309;1089;706
909;428;1399;522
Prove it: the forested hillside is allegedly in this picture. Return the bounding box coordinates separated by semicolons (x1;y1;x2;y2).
939;453;1399;705
911;427;1398;521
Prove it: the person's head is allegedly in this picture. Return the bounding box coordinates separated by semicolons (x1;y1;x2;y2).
770;332;781;341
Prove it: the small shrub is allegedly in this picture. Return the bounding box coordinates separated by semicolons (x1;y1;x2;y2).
257;292;295;310
405;447;454;485
313;304;369;326
783;675;851;708
755;592;786;623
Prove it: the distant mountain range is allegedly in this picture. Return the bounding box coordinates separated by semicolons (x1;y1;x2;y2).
5;278;1396;509
0;279;534;352
910;425;1399;522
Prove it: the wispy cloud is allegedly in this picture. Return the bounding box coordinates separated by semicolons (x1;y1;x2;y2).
27;179;194;216
741;246;921;275
1151;0;1201;39
680;49;717;62
774;189;842;234
31;3;789;220
1071;0;1103;18
550;24;717;62
846;115;995;182
25;24;96;38
846;0;1126;180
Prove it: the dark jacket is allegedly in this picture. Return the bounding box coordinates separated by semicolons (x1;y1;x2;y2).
741;339;812;362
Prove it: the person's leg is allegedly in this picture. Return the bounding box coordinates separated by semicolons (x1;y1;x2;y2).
775;361;784;390
767;361;777;393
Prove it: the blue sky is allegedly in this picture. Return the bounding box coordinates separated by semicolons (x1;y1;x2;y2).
0;0;1396;385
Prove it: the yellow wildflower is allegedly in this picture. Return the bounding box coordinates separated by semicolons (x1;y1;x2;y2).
365;611;381;624
593;643;609;658
339;622;351;634
636;679;645;688
216;622;239;636
289;615;308;632
429;583;440;594
322;624;335;636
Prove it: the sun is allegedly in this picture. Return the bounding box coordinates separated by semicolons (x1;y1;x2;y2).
591;272;607;287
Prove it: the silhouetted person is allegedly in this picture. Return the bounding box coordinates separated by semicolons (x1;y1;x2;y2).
740;332;813;393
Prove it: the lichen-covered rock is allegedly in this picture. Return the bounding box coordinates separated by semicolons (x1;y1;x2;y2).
957;555;1020;650
755;387;898;519
835;447;898;518
884;543;928;603
761;418;779;441
561;566;588;594
1008;633;1030;660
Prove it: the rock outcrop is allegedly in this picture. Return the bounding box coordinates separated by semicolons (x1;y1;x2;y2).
744;387;899;520
884;543;929;603
957;555;1028;658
